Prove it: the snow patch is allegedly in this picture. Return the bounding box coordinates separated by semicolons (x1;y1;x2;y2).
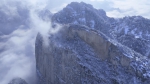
72;11;78;16
78;18;86;24
131;28;137;35
90;20;95;28
143;71;150;78
124;26;129;34
135;36;140;39
73;20;78;24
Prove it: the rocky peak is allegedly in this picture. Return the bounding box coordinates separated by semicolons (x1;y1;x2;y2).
38;9;52;21
8;78;28;84
52;2;108;29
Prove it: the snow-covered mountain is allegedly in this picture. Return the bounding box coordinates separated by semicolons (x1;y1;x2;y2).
35;2;150;84
52;2;108;29
1;1;150;84
108;16;150;57
51;2;150;58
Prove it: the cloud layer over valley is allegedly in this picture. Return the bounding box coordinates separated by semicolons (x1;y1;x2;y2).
0;0;51;83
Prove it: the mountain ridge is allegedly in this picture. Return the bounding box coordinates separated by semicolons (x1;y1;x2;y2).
51;2;150;58
35;2;150;84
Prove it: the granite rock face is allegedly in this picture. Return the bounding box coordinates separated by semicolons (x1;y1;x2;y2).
35;24;150;84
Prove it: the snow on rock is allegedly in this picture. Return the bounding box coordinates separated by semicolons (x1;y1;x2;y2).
35;24;150;84
124;26;129;34
73;20;78;24
39;2;150;84
78;18;86;24
90;20;95;28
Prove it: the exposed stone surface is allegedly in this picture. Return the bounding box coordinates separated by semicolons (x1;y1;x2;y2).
8;78;28;84
35;24;150;84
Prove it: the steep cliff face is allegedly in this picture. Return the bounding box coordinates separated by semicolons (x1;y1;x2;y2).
35;24;150;84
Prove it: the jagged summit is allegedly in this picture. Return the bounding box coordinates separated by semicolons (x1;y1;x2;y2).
66;1;106;17
52;2;108;29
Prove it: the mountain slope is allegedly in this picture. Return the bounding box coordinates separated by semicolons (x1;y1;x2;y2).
51;2;150;58
35;2;150;84
35;24;150;84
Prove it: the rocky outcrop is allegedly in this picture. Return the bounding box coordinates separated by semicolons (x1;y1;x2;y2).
35;24;150;84
8;78;28;84
38;9;52;21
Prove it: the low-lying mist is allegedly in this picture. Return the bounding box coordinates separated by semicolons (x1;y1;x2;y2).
0;0;56;83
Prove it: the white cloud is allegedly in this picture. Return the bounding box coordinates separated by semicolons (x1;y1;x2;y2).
0;28;37;84
50;3;68;13
106;0;150;18
0;0;64;83
20;0;150;19
0;1;47;84
57;0;149;18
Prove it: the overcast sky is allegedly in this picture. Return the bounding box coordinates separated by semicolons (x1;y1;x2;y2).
0;0;150;84
45;0;150;18
1;0;150;18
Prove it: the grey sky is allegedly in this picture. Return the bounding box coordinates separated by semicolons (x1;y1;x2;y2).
45;0;150;18
1;0;149;18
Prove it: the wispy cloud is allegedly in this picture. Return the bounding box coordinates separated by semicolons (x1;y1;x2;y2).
0;27;37;84
0;0;65;83
0;0;51;83
105;0;150;18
